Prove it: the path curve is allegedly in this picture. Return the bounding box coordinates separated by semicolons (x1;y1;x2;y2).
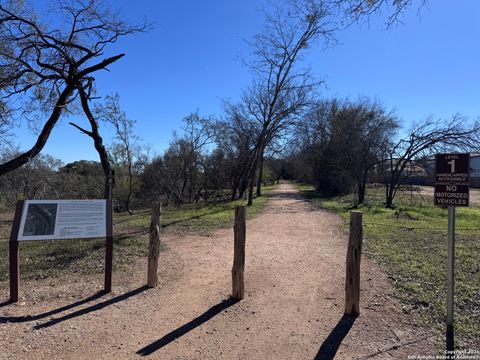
0;183;439;359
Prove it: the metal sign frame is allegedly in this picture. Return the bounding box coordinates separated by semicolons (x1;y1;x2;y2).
17;199;107;241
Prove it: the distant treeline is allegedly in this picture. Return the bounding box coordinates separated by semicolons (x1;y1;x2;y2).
2;97;480;212
1;0;479;211
283;99;480;207
0;113;285;212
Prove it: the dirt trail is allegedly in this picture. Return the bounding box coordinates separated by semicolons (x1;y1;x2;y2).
0;183;440;360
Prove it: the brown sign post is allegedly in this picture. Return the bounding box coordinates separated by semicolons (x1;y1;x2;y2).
104;199;114;293
8;199;114;302
9;201;24;302
434;153;470;354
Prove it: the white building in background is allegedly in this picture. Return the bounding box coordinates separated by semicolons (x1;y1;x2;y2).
470;154;480;177
415;153;480;187
424;153;480;176
371;153;480;187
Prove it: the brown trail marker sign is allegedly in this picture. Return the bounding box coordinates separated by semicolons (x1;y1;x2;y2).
8;199;113;302
434;153;470;354
435;153;470;207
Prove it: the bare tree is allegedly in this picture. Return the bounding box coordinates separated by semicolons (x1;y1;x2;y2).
336;0;426;25
0;0;147;195
216;105;259;200
0;148;63;205
153;112;217;205
241;0;337;205
0;99;11;148
95;93;138;213
69;85;115;198
382;115;480;208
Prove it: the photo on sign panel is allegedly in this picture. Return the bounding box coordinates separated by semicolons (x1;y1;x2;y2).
23;203;58;236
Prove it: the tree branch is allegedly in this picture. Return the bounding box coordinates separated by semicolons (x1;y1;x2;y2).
68;121;93;136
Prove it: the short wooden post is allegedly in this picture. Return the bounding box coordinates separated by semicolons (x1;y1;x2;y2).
9;200;24;303
147;202;161;288
345;210;363;316
232;206;246;300
104;199;113;293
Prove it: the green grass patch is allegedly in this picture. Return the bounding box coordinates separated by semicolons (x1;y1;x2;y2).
115;185;274;235
0;185;275;285
295;183;480;349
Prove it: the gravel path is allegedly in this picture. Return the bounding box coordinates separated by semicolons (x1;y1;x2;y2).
0;183;440;359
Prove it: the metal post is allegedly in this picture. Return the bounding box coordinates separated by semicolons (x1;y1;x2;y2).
106;169;115;201
104;199;113;293
446;206;455;353
104;169;115;293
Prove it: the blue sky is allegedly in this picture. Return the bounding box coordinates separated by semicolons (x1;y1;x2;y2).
10;0;480;163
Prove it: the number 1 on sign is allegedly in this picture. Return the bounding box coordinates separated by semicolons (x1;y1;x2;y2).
448;159;455;173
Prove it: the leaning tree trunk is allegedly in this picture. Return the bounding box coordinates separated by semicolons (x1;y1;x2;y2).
256;151;265;197
74;87;114;200
247;153;258;205
246;147;260;206
126;157;133;214
356;171;368;205
356;182;364;206
385;182;395;208
0;85;74;176
384;182;389;206
231;185;238;201
239;177;248;200
231;178;241;201
247;180;254;206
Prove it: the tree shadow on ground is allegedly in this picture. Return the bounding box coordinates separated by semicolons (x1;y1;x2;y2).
116;207;231;238
0;299;15;308
314;315;356;360
31;285;149;329
0;291;105;324
137;297;239;356
160;207;230;229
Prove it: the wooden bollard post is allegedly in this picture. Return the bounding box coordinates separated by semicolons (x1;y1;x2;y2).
232;206;246;300
345;210;363;316
147;202;161;288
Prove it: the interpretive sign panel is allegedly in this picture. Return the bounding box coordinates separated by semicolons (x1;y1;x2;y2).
18;200;107;240
434;153;470;207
